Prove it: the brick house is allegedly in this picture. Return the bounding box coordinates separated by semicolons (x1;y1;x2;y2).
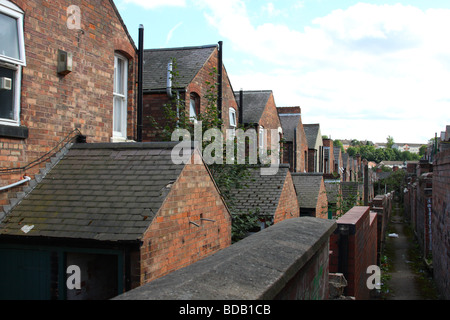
1;0;138;215
236;90;284;165
291;172;328;219
277;106;308;172
304;124;324;173
228;164;299;233
334;146;344;180
323;138;335;175
142;43;239;141
0;142;231;299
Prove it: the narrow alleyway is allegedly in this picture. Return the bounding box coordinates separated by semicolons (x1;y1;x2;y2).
383;201;441;300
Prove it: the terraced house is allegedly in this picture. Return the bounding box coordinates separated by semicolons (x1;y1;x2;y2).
0;0;138;212
0;0;232;300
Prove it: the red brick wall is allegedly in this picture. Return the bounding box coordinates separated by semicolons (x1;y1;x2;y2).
323;139;334;174
432;149;450;299
296;118;309;172
258;93;282;160
1;0;136;207
139;151;232;284
329;206;378;299
315;179;329;219
142;47;238;141
273;171;300;224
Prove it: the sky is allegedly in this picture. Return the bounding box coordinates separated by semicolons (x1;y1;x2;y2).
115;0;450;144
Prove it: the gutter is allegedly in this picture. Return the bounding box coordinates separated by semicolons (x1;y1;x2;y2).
0;176;31;192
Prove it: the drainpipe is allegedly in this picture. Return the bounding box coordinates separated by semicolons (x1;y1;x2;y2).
217;41;223;120
293;127;297;172
0;176;31;192
166;59;173;99
239;89;243;125
137;24;144;142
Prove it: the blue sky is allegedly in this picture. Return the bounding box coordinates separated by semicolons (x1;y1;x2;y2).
115;0;450;144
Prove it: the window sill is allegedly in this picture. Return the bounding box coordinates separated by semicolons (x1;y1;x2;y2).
0;124;28;139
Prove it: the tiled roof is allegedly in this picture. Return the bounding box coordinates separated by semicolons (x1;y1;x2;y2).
143;45;217;91
0;142;191;242
303;124;321;149
278;114;301;142
235;90;272;124
291;173;324;209
228;165;290;216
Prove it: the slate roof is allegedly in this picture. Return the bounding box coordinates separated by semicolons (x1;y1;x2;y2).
227;164;290;216
278;114;301;142
324;181;341;204
143;45;217;92
303;124;321;149
235;90;272;124
0;142;193;242
291;173;324;209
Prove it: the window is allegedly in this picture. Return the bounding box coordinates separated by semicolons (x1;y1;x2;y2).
189;93;200;123
229;108;236;128
113;54;128;140
0;1;26;66
259;125;265;151
0;1;25;127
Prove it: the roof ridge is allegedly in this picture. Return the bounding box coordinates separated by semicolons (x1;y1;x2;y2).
144;44;217;52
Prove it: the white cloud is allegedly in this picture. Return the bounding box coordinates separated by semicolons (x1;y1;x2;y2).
199;1;450;142
165;22;183;45
123;0;186;10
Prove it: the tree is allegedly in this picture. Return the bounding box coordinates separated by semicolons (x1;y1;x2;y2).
386;136;395;149
334;139;344;153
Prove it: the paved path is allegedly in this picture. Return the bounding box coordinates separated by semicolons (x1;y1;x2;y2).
386;205;422;300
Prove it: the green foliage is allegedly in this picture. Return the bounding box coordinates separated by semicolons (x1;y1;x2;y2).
333;139;345;153
148;61;277;242
345;143;420;163
231;209;262;243
374;169;406;196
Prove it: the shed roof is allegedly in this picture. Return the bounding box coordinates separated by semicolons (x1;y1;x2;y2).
228;164;290;216
291;173;324;209
0;142;195;242
143;45;217;92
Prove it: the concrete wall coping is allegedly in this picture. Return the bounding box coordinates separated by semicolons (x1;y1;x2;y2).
114;217;336;300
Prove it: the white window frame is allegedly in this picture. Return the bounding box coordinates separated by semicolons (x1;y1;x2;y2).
113;53;128;141
0;0;26;66
189;97;197;123
0;1;25;127
259;125;265;151
229;107;236;128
